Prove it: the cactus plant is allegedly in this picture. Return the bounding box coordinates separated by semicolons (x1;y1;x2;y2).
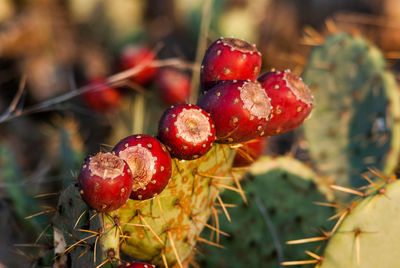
302;32;400;188
54;143;237;267
50;36;316;267
198;156;334;268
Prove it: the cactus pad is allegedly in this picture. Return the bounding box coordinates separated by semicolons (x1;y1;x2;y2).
303;33;400;187
198;156;333;267
320;178;400;268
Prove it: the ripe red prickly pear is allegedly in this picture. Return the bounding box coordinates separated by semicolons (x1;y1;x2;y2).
120;45;157;85
197;80;272;143
112;135;172;200
233;137;267;167
156;68;191;106
200;37;262;92
82;78;121;112
78;152;133;212
158;104;216;160
258;69;314;136
117;262;156;268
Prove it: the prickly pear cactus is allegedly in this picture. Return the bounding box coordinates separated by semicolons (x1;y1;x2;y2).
303;33;400;187
320;178;400;268
54;144;236;267
198;156;334;268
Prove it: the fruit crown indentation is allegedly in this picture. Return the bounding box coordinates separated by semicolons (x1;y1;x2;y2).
88;152;125;180
176;108;211;145
220;37;258;54
118;144;157;191
284;70;314;106
240;82;272;119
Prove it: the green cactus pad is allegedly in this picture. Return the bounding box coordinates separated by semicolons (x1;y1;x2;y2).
54;143;236;267
198;156;334;268
319;179;400;268
303;33;400;187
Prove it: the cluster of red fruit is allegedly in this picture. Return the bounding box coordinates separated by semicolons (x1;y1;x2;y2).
82;45;191;112
77;37;314;215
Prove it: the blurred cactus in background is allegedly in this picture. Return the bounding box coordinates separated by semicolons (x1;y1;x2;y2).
303;33;400;189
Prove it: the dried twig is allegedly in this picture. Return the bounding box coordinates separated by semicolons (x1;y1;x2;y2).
0;58;193;124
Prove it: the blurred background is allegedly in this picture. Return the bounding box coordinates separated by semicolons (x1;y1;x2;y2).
1;0;400;267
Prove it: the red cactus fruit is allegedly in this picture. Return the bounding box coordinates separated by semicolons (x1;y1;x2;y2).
200;37;262;92
158;104;215;160
156;68;191;106
112;135;172;200
233;137;267;167
197;80;272;144
117;262;156;268
120;45;157;85
83;78;121;112
258;69;314;136
78;152;133;212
